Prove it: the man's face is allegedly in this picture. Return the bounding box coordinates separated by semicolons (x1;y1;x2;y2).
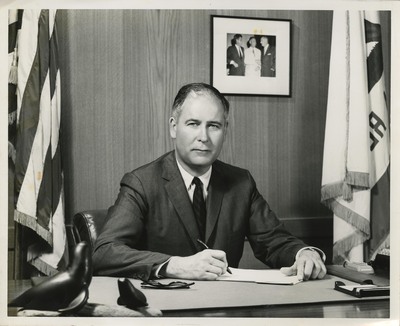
169;93;227;176
237;37;242;46
261;37;269;46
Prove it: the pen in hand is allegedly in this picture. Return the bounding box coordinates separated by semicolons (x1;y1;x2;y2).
196;239;232;274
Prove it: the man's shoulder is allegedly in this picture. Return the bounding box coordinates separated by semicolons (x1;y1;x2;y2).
212;160;256;192
123;151;174;180
136;151;172;170
213;160;250;178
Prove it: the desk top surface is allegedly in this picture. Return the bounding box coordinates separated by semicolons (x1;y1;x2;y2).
8;271;390;318
89;273;388;311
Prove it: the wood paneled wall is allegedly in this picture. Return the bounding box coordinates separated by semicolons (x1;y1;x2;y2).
55;10;391;265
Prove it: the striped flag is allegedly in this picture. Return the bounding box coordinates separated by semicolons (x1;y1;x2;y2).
8;10;22;164
321;11;390;264
13;9;68;275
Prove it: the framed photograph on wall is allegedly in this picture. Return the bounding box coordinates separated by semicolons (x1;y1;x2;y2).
211;15;291;96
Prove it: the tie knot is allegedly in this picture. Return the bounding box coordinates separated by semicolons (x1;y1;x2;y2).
192;177;202;187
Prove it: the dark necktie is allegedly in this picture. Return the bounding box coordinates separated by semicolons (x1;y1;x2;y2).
192;177;206;241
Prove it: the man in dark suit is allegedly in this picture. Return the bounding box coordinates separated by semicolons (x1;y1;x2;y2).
93;83;326;281
260;36;276;77
226;34;245;76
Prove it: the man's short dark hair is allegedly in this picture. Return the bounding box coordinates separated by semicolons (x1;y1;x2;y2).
232;34;242;45
172;83;230;123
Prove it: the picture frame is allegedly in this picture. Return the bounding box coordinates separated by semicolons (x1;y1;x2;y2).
211;15;291;97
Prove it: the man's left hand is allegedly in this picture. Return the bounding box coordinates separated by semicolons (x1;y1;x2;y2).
280;249;326;281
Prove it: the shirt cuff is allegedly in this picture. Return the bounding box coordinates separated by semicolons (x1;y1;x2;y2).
296;246;326;262
152;257;172;278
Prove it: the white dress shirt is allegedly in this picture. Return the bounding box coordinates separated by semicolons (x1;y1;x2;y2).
176;159;211;202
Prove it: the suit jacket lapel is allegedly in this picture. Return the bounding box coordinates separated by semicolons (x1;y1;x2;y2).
205;165;225;243
162;153;201;246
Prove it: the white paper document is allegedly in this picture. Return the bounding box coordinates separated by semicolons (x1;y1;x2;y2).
217;268;302;285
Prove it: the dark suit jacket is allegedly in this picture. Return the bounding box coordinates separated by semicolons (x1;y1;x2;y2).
261;45;276;77
93;151;306;279
227;45;245;76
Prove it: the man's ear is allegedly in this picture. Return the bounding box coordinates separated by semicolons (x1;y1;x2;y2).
169;117;177;139
223;121;229;139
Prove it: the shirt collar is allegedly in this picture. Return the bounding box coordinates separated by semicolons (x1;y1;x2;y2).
176;159;212;191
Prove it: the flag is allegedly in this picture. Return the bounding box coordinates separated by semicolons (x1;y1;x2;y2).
8;8;22;280
321;11;390;264
8;9;22;164
13;9;68;275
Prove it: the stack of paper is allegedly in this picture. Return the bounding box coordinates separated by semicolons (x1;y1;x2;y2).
217;268;301;285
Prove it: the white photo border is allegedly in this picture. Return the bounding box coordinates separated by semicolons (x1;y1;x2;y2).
211;15;291;97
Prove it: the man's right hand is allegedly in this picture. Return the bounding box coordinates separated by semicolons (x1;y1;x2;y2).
164;249;228;280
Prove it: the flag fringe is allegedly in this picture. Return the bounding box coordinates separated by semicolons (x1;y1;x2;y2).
8;142;16;163
8;110;17;125
342;183;353;201
321;171;370;202
323;199;370;236
321;182;344;201
28;257;59;276
14;210;53;247
367;233;390;260
345;171;370;187
333;229;368;264
8;48;18;85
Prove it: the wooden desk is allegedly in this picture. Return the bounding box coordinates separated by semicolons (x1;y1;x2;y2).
8;274;389;318
164;301;389;318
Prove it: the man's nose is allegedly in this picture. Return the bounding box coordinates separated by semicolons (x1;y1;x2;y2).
197;126;209;142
